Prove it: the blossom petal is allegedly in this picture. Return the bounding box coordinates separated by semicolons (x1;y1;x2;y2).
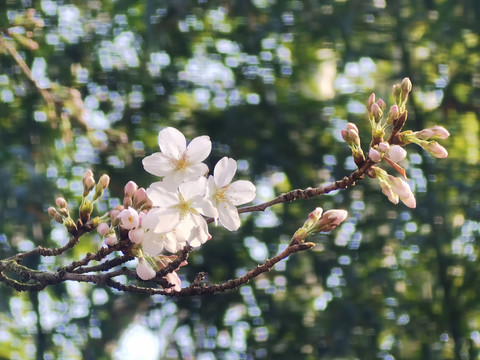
142;208;180;234
192;197;218;218
183;162;209;180
214;157;237;188
226;180;256;205
147;182;179;207
179;177;207;200
142;231;165;256
158;127;186;158
218;203;241;231
142;153;174;177
136;257;156;280
186;135;211;163
185;213;211;247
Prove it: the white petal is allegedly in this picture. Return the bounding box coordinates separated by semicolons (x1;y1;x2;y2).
158;127;186;158
218;203;241;231
226;180;256;205
186;214;211;247
146;183;179;207
192;197;218;218
186;135;211;163
142;153;174;177
184;162;209;179
142;231;165;256
214;157;237;188
136;257;156;280
142;208;180;234
179;177;207;200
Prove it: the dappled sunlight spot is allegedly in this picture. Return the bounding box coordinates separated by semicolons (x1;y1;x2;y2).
113;324;160;360
313;291;333;311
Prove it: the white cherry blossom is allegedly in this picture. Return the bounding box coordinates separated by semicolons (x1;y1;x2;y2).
142;127;211;187
207;157;256;231
143;177;218;247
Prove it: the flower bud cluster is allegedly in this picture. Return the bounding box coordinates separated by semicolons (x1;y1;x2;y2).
345;78;449;207
341;123;365;167
293;207;348;243
47;197;77;234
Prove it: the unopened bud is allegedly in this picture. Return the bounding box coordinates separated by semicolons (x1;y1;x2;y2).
83;169;94;181
401;77;412;94
105;232;117;246
387;105;400;123
55;197;68;209
63;217;77;234
393;84;402;105
425;141;448;158
368;148;382;163
378;141;390;153
370;103;383;122
133;188;148;208
79;199;94;223
316;209;348;232
386;145;407;163
54;213;64;224
376;98;386;111
97;222;110;236
367;93;376;113
47;207;57;217
124;181;138;198
83;176;95;196
98;174;110;189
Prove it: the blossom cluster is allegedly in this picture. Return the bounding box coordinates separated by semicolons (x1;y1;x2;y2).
104;127;256;286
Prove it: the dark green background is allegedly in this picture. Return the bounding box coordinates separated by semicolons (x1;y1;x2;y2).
0;1;479;359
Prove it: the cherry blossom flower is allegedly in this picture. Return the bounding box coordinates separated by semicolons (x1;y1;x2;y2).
142;127;212;187
117;206;140;230
206;157;256;231
143;177;218;247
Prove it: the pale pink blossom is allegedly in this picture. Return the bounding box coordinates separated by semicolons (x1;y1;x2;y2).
389;176;416;208
142;127;211;187
136;257;156;280
143;177;218;247
207;157;256;231
117;206;140;230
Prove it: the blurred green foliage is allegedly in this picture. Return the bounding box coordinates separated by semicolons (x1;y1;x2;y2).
0;0;479;359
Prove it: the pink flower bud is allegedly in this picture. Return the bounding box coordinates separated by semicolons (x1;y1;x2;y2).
387;105;399;122
388;176;416;208
303;207;323;229
415;129;435;140
47;207;57;217
430;125;450;139
347;123;359;133
376;98;386;111
378;141;390;153
425;141;448;158
104;233;117;246
136;257;156;280
386;145;407;163
124;181;138;198
55;197;68;208
323;209;348;227
370;102;383;121
401;77;412;93
83;176;95;195
83;169;94;182
134;188;148;206
97;223;110;236
99;174;110;189
381;184;399;205
367;93;376;112
369;148;382;163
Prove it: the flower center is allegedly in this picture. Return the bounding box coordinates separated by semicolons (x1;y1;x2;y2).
172;153;189;172
215;187;228;204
